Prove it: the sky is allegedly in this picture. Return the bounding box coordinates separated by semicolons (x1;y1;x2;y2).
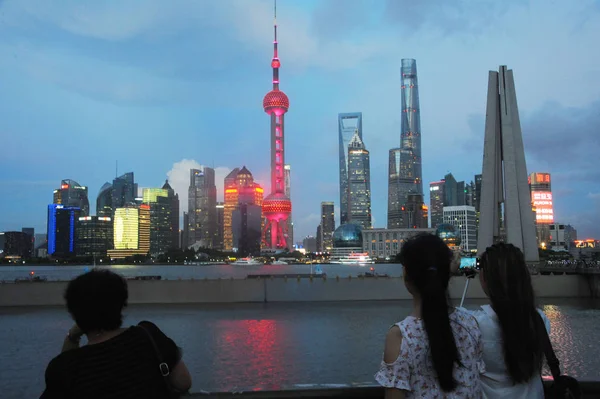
0;0;599;241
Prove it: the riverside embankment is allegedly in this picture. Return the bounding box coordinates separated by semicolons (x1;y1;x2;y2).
0;274;593;307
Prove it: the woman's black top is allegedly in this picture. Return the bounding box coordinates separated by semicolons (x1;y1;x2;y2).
40;321;180;399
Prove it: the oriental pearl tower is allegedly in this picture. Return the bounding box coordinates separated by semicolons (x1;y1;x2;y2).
262;0;291;250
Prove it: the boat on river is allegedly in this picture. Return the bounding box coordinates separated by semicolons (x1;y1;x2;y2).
330;252;375;265
231;258;263;266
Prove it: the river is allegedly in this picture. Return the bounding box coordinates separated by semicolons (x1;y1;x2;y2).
1;298;599;398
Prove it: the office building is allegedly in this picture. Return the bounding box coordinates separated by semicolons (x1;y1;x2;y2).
21;227;35;252
97;182;113;217
397;59;424;226
548;223;567;250
75;216;113;257
387;148;402;228
429;180;445;228
478;66;538;262
338;112;363;225
320;201;335;252
529;172;554;224
0;231;33;259
53;179;89;216
107;205;150;259
443;205;478;252
223;167;264;251
188;167;217;248
112;172;136;210
474;174;482;212
232;203;263;256
143;187;173;256
315;224;322;253
303;236;317;253
162;180;180;250
347;130;372;229
362;227;434;260
182;211;189;250
215;202;225;249
47;204;81;258
400;194;428;229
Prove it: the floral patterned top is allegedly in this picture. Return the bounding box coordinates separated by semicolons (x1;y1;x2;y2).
375;308;485;398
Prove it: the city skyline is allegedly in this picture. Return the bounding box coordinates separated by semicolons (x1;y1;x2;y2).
1;0;599;241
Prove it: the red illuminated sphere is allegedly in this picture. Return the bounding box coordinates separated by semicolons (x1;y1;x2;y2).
263;90;289;113
262;192;292;217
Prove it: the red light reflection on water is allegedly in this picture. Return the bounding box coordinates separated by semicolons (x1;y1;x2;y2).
216;319;285;391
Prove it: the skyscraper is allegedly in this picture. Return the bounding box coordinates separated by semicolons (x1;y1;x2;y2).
188;167;217;248
429;180;445;228
478;66;538;262
224;167;264;251
443;206;478;252
528;172;554;225
320;201;335;252
53;179;89;216
402;194;428;229
75;216;113;257
97;182;113;217
338;112;363;225
398;59;424;225
347;130;372;229
107;205;150;259
162;180;180;250
215;202;225;249
143;188;172;255
112;172;136;210
474;174;482;212
387;148;402;228
47;204;81;257
262;4;292;251
443;173;458;208
284;164;293;249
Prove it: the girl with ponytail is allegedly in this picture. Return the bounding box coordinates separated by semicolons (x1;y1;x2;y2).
375;233;485;398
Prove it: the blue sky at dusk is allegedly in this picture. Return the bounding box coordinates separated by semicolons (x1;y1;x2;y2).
1;0;599;240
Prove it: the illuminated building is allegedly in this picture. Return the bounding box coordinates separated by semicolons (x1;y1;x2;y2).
53;179;89;216
112;172;136;210
261;4;292;251
143;187;174;255
443;205;478;252
398;59;424;226
188;167;217;248
362;227;434;260
387;148;402;228
107;205;150;259
284;164;293;248
338;112;363;225
429;180;445;228
75;216;113;257
400;194;428;229
97;182;113;217
347;131;372;229
474;174;482;212
478;66;538;262
47;204;81;258
224;167;264;251
0;231;33;259
528;172;554;247
320;201;335;252
315;224;322;253
215;202;225;249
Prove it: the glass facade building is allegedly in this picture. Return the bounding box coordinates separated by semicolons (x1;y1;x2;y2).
320;201;335;252
97;182;113;217
429;180;445;228
112;172;136;210
75;216;113;257
47;204;81;257
338;112;363;225
347;131;371;229
443;205;478;252
398;59;424;225
108;205;150;259
387;148;402;228
188;167;217;248
53;179;89;216
143;187;173;255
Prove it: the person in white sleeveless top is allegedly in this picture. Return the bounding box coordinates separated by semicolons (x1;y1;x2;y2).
465;243;550;398
375;234;485;398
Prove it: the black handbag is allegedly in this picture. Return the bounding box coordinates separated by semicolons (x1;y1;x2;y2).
537;314;581;399
138;323;184;399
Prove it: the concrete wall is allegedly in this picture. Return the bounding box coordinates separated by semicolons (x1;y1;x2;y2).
0;275;592;307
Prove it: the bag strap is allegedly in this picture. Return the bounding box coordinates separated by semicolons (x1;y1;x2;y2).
138;323;171;378
536;312;561;380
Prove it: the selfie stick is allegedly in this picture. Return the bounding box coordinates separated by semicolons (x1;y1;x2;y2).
459;278;470;308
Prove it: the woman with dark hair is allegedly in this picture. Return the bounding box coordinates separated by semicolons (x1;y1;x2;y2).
41;270;192;398
375;234;484;398
471;243;549;398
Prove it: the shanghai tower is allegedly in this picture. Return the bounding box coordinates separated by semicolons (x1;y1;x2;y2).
397;59;423;225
